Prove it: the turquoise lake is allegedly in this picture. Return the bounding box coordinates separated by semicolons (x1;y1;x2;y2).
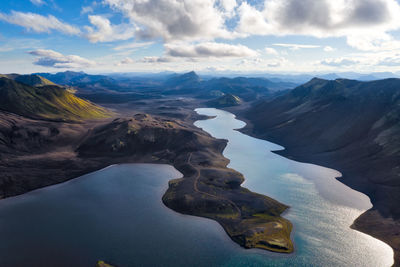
0;108;393;266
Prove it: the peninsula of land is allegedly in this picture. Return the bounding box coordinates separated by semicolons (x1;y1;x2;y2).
0;74;293;253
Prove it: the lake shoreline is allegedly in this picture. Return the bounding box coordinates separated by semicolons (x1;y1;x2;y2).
0;110;294;254
0;163;237;267
228;107;398;267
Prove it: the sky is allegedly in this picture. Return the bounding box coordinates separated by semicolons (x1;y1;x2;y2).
1;0;400;74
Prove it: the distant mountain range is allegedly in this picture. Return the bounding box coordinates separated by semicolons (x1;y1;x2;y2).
22;71;297;102
29;70;400;85
21;70;400;103
197;71;400;84
0;76;112;121
162;71;297;100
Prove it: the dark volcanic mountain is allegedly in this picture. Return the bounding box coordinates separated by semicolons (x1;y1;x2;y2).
200;77;277;101
34;71;111;85
206;93;242;107
0;74;56;87
162;71;202;95
0;77;112;121
244;77;400;264
165;71;201;88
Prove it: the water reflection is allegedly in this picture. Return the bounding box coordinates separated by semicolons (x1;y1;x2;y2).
195;108;393;267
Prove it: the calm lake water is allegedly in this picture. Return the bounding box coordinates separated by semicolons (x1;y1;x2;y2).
0;108;394;266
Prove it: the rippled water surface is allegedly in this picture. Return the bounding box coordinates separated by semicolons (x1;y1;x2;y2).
0;108;393;266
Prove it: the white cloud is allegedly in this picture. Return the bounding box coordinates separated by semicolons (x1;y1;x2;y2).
273;43;320;50
81;6;94;15
320;58;359;67
103;0;232;42
139;56;173;63
267;62;281;68
265;47;278;55
314;50;400;70
165;42;257;58
237;0;400;51
218;0;237;18
239;56;289;68
85;15;135;42
4;0;400;73
30;0;45;6
0;11;80;35
324;46;335;52
81;1;99;15
268;57;290;68
28;49;96;68
115;57;135;66
346;33;400;51
120;57;134;64
0;38;42;52
219;0;237;12
113;41;154;51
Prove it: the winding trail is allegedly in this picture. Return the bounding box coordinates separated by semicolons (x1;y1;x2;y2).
187;152;242;218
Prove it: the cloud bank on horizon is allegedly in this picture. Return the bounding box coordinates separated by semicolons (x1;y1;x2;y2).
1;0;400;73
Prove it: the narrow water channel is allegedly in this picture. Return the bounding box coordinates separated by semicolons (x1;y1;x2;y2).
0;108;393;267
194;108;394;267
